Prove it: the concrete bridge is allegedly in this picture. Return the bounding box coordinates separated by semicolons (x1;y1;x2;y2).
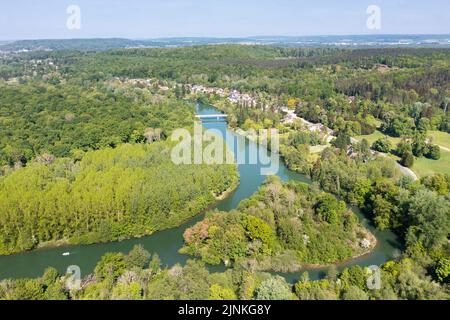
195;114;228;120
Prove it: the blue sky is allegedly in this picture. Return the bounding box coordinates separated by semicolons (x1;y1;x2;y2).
1;0;449;40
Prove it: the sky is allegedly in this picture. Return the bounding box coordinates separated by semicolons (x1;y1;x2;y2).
1;0;449;40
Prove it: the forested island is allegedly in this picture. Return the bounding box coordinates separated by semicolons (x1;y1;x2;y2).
0;43;449;300
182;177;376;271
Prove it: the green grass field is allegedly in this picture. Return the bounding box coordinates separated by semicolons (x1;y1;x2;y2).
413;149;450;178
413;131;450;178
429;131;450;150
355;130;402;147
356;130;450;178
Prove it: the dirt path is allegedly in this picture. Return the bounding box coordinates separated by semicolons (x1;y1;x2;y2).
439;145;450;152
351;138;419;181
395;161;419;180
296;116;419;181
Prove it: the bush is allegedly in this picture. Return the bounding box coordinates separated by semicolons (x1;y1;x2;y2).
341;286;369;300
435;258;450;283
314;193;346;224
126;245;151;269
401;151;415;168
255;277;292;300
331;133;351;150
396;139;412;157
94;253;127;281
372;138;392;153
426;144;441;160
421;174;450;195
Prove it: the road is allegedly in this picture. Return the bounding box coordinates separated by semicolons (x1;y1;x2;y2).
376;151;419;181
350;137;419;181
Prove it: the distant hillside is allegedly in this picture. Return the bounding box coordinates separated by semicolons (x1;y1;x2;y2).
0;38;139;52
110;45;289;61
1;35;450;53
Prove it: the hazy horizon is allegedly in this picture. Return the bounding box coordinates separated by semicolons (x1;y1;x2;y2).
2;33;450;42
1;0;449;41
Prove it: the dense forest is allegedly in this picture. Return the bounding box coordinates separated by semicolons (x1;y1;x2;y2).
0;44;449;300
0;81;194;166
0;142;238;254
0;50;241;254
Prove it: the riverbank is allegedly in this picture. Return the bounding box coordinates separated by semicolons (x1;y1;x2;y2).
214;172;240;201
250;228;378;273
0;102;399;281
34;180;241;254
197;101;385;272
207;94;419;182
0;159;240;257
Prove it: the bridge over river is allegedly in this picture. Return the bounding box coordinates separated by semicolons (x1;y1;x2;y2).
0;103;399;282
195;114;228;120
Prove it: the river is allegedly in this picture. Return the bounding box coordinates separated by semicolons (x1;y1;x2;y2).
0;103;401;283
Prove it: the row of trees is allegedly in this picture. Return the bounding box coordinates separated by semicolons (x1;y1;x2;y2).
1;244;448;300
0;143;238;254
371;133;441;169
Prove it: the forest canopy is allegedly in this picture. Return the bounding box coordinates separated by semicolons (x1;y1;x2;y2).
0;44;449;300
181;177;375;271
0;81;194;166
0;142;238;254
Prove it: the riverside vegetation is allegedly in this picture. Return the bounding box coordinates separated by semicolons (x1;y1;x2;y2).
0;244;448;300
181;177;375;271
0;44;449;299
0;77;238;254
0;143;238;254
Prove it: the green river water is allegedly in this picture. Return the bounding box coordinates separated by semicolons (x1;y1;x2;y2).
0;103;401;283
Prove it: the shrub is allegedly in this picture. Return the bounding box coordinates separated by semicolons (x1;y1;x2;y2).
401;151;414;168
426;144;441;160
372;138;392;153
255;277;292;300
